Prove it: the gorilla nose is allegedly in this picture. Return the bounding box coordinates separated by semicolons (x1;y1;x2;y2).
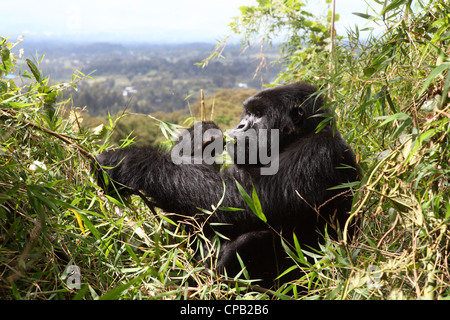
233;120;250;132
228;122;248;138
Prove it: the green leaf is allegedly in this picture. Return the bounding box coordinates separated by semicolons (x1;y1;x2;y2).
378;112;411;126
381;0;407;15
239;6;250;14
256;0;270;7
363;66;376;78
292;233;307;264
419;128;437;144
1;48;11;75
235;252;250;280
418;63;450;97
441;68;450;107
0;80;7;93
235;180;267;223
78;212;101;240
26;58;42;82
352;12;375;20
125;244;140;264
251;185;263;218
217;206;244;211
280;237;304;265
99;274;144;300
5;102;35;108
385;91;397;113
235;180;255;212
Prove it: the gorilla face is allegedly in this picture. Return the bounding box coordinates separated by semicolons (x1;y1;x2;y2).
227;82;325;170
231;96;269;134
226;96;272;169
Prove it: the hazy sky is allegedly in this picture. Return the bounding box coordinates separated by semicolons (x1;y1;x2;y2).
1;0;381;43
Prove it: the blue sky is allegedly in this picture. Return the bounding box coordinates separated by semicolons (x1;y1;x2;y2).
1;0;382;43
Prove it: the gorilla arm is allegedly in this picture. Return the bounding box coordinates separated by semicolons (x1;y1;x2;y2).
93;146;265;236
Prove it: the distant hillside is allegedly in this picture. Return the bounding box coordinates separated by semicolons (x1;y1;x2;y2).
190;88;258;127
18;41;280;117
14;41;275;146
83;88;257;147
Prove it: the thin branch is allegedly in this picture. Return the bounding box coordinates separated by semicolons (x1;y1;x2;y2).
201;89;206;121
0;108;93;161
329;0;336;74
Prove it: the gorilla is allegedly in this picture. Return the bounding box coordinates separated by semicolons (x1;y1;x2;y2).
93;82;360;288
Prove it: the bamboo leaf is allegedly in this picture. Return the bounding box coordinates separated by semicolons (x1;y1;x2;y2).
352;12;375;20
251;185;263;219
68;208;86;235
235;252;250;280
26;58;42;82
381;0;407;15
378;113;411;126
1;48;11;75
418;63;450;97
292;233;307;265
99;275;144;300
235;180;267;223
235;180;256;213
441;68;450;107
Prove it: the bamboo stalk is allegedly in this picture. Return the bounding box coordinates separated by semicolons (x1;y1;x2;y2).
200;89;206;121
210;97;215;121
0;108;93;160
328;0;336;97
329;0;336;72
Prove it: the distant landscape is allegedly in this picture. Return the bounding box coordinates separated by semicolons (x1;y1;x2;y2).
19;41;281;113
15;41;281;144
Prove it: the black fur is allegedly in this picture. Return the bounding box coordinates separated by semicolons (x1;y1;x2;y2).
93;82;360;287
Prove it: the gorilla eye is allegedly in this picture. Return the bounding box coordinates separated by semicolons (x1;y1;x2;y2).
253;110;262;117
251;105;265;117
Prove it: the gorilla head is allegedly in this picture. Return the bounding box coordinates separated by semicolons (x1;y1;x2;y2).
234;82;325;136
227;82;326;171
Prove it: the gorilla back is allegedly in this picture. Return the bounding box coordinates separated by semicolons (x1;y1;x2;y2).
93;82;360;288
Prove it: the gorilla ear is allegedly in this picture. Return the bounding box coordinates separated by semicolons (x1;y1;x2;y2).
297;107;304;118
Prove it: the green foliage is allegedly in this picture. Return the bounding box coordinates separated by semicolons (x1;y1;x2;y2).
235;181;267;223
228;0;450;299
229;0;337;83
1;0;450;300
0;38;276;300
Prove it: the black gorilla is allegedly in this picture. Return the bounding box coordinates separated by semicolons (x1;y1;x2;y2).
93;82;360;287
